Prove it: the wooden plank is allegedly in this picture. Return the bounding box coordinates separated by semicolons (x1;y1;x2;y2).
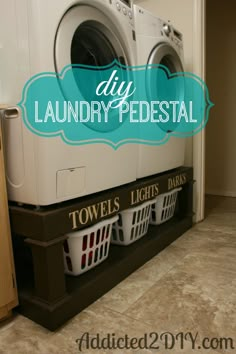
0;121;18;316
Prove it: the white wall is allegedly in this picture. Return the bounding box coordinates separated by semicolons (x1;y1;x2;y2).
134;0;197;166
205;0;236;197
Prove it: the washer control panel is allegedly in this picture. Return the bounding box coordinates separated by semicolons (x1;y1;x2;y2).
109;0;134;24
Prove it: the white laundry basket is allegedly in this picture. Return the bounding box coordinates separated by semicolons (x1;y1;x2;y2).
112;200;154;246
63;215;118;276
150;188;182;225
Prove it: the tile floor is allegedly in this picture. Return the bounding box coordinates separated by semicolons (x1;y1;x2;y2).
0;196;235;354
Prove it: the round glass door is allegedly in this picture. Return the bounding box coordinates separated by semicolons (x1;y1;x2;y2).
149;43;184;73
147;43;185;133
71;21;126;67
55;5;128;71
54;5;130;132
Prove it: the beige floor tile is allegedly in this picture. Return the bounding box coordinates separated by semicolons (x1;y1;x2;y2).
96;244;187;313
46;303;156;354
173;228;236;257
126;253;236;343
0;315;52;354
194;212;236;234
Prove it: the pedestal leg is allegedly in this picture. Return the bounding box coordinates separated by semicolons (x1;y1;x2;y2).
178;180;194;218
25;236;67;303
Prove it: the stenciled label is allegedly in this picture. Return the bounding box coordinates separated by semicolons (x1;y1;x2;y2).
168;173;187;190
69;197;120;229
130;183;159;206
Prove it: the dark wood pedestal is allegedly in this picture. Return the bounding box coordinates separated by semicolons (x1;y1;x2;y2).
10;166;193;330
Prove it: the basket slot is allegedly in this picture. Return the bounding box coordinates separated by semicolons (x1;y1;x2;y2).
107;225;111;239
163;196;167;208
141;208;145;221
143;207;147;219
136;211;139;223
165;208;168;219
63;240;69;254
101;227;104;241
161;208;165;221
100;244;104;260
165;208;169;219
141;222;145;234
88;251;93;266
101;227;106;241
90;233;95;248
131;227;135;241
66;256;73;272
104;242;108;257
163;209;166;220
94;248;99;263
83;235;88;251
152;210;156;222
106;225;110;239
119;229;124;242
118;215;122;227
81;254;86;270
138;224;142;237
132;212;136;225
135;225;139;239
139;209;142;222
96;229;100;245
112;229;117;241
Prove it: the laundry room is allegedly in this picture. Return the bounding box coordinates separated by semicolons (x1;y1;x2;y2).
0;0;235;353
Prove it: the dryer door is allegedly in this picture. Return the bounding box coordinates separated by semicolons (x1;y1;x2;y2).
148;43;184;73
147;43;185;132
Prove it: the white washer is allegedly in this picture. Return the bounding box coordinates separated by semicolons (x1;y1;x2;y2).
134;5;186;179
0;0;137;206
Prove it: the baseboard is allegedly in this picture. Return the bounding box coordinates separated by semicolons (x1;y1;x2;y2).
0;306;12;322
206;190;236;198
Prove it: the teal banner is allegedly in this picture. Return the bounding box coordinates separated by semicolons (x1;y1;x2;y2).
18;61;213;149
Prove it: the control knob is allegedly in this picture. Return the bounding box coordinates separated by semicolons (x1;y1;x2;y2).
163;24;171;36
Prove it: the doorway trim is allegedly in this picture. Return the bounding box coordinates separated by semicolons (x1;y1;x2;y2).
192;0;206;222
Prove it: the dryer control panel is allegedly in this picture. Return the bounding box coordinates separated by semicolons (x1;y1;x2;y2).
160;21;183;51
168;25;184;50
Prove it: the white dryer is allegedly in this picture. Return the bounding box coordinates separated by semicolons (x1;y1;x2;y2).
0;0;137;206
134;5;186;179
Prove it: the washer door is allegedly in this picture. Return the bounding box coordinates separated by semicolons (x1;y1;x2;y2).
54;5;131;132
55;5;128;71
